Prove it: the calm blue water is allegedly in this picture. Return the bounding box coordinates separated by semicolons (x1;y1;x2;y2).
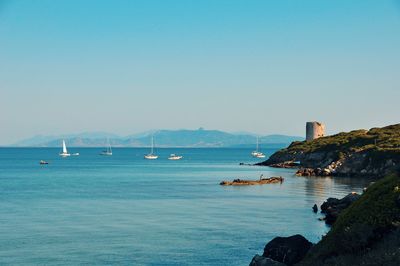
0;148;368;265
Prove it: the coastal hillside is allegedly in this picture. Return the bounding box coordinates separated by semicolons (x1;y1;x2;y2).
299;173;400;265
11;129;303;148
259;124;400;177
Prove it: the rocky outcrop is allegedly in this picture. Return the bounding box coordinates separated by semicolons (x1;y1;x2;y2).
261;235;313;265
268;161;300;169
220;177;284;186
295;168;331;177
320;192;361;225
257;124;400;177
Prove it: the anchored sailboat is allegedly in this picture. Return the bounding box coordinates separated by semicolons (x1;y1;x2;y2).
100;138;113;156
251;136;266;158
144;136;158;160
59;140;71;157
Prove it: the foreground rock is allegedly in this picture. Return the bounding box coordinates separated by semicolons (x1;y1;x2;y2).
249;255;285;266
220;177;284;186
320;192;361;225
259;234;313;265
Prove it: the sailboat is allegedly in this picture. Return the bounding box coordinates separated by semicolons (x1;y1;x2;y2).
144;136;158;160
59;140;71;157
251;136;266;158
100;138;113;156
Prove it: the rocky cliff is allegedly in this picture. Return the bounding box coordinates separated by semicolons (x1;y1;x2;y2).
258;124;400;177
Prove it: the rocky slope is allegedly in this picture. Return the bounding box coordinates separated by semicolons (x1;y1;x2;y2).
258;124;400;177
251;173;400;266
299;173;400;265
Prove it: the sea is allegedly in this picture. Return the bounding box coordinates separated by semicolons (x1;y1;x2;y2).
0;148;369;265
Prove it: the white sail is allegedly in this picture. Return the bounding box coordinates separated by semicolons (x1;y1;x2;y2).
108;142;112;154
62;140;67;153
59;139;71;157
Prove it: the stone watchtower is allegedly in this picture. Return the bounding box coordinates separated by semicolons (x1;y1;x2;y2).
306;121;325;141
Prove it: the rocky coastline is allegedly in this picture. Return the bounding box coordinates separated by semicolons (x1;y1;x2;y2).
256;124;400;177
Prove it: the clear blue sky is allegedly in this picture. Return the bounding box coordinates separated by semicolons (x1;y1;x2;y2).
1;0;400;144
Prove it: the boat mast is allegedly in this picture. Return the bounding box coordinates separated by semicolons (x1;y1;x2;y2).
107;138;112;153
256;137;259;152
151;135;154;154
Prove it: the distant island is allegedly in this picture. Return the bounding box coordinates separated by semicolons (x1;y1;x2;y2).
9;128;303;148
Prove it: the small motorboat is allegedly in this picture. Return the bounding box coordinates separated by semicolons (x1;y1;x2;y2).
168;154;183;160
71;153;80;156
40;160;49;165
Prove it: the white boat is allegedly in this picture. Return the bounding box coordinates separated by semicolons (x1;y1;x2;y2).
168;154;183;160
251;137;266;158
144;136;158;160
59;140;71;157
100;138;113;156
72;153;80;156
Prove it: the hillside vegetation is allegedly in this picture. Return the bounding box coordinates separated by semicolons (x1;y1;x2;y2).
299;173;400;265
261;124;400;177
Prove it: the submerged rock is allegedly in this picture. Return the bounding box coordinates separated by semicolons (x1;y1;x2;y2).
262;234;312;265
249;255;285;266
312;204;318;213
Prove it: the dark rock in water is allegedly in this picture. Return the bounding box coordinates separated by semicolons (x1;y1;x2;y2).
249;255;285;266
267;161;300;169
262;234;312;266
296;167;331;177
320;192;360;225
312;204;318;213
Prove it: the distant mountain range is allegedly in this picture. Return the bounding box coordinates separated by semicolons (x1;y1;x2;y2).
10;129;303;148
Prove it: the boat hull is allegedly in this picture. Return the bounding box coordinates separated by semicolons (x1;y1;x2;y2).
144;155;158;160
168;156;183;160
